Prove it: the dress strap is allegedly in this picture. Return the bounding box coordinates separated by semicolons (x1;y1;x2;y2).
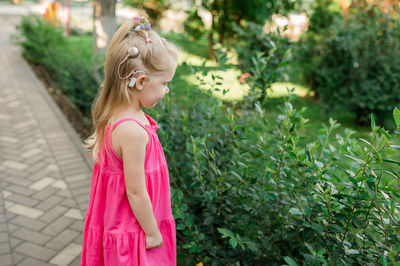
111;118;149;131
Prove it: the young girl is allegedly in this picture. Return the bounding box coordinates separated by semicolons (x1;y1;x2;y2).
81;16;178;266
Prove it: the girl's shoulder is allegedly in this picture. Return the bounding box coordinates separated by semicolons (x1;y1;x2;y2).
109;116;150;160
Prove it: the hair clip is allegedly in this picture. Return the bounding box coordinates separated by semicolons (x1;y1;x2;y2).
145;37;152;44
161;37;166;44
132;17;151;32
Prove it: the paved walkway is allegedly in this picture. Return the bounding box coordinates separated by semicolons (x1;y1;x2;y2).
0;15;93;265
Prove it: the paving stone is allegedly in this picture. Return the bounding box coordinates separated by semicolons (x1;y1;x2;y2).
52;180;67;190
0;136;17;143
62;167;90;177
5;212;16;221
64;174;87;183
0;232;8;243
9;237;22;248
73;234;83;244
17;257;52;266
14;241;57;261
26;161;52;175
71;187;90;197
2;160;28;171
0;254;12;266
24;155;48;168
64;209;83;220
2;190;11;199
32;186;57;200
12;251;25;264
6;193;39;207
5;184;35;196
4;200;14;209
69;220;84;232
45;229;79;251
46;164;60;172
27;168;51;182
6;203;43;218
69;255;81;266
21;148;41;158
10;215;47;231
75;195;89;205
38;205;67;223
7;223;18;233
0;223;7;232
35;195;63;211
0;242;11;255
29;177;56;191
4;175;31;187
60;198;77;208
49;243;81;266
41;216;74;236
12;227;51;245
68;179;91;190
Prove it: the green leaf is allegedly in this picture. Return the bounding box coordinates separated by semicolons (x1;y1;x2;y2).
388;145;400;150
229;238;238;248
371;113;375;131
305;242;316;256
380;128;392;140
383;158;400;166
289;208;302;216
283;256;298;266
381;254;388;266
394;107;400;127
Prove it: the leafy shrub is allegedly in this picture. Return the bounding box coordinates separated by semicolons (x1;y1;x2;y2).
12;14;65;65
151;56;400;265
296;4;400;128
12;15;99;116
231;21;292;106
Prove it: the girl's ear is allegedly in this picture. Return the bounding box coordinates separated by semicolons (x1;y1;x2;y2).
135;74;148;90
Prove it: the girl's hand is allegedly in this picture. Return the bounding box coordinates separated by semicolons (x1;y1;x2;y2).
145;230;163;249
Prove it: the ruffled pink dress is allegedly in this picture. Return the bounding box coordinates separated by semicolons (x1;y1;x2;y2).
81;112;176;266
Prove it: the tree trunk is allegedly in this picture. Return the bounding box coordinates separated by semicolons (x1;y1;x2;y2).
207;0;218;62
93;0;117;84
218;0;227;44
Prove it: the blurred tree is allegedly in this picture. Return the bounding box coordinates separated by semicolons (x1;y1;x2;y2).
185;0;299;61
123;0;171;28
93;0;117;83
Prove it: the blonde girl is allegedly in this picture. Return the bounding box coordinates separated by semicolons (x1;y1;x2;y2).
81;16;178;266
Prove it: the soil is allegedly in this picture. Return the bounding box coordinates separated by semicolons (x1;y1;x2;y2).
28;62;93;141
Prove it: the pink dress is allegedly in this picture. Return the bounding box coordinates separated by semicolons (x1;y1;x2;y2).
81;112;176;266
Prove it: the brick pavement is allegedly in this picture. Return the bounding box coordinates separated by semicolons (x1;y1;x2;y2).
0;15;93;265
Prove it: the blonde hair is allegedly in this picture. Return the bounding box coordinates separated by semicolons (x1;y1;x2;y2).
84;19;179;162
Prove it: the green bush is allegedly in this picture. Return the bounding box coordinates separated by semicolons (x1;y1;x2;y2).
12;15;99;116
231;21;292;106
153;60;400;265
12;14;65;65
296;4;400;128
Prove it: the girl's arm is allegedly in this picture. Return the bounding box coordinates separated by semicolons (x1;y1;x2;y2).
117;122;160;237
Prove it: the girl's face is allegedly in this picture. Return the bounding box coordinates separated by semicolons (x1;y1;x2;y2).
137;68;176;108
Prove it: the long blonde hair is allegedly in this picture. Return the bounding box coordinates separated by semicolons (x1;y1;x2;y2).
84;18;179;162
